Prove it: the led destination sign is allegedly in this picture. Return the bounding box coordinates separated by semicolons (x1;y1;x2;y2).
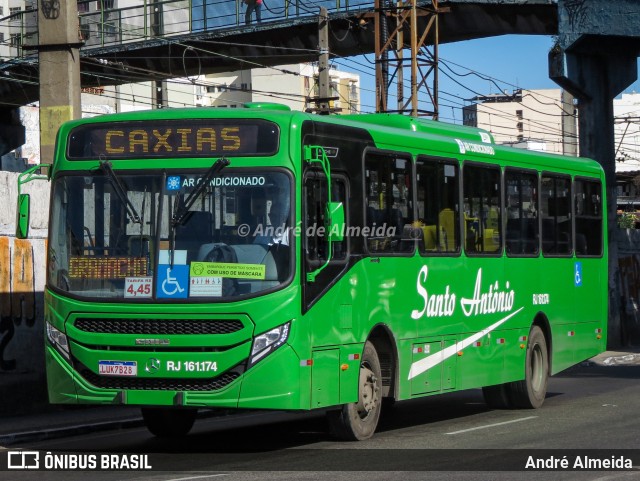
67;120;279;159
69;256;148;279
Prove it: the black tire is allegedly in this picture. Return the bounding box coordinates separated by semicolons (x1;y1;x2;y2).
507;325;549;408
482;383;512;409
141;407;197;437
327;341;382;441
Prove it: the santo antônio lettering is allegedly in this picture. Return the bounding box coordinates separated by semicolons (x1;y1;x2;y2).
105;126;242;155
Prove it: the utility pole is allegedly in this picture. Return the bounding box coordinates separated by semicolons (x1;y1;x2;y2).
561;89;578;156
151;0;168;109
37;0;82;164
310;7;338;114
375;0;444;117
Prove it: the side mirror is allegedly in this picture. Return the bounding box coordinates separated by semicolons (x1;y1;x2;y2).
16;193;30;239
327;202;344;242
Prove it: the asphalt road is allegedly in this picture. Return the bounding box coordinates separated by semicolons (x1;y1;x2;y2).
3;361;640;481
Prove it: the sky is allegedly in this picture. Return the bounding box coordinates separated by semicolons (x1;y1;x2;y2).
338;34;640;121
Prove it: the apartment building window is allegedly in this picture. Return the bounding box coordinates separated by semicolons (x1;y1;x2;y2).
517;122;523;132
9;7;21;16
241;83;248;91
98;0;115;10
516;109;523;120
77;1;90;13
0;33;4;44
0;7;4;16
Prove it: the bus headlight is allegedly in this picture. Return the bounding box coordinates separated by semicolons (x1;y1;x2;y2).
46;322;70;360
249;322;290;367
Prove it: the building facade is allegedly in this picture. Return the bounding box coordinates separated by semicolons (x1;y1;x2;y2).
462;88;575;155
195;64;360;114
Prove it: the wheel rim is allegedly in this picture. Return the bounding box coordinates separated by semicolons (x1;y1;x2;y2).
356;362;379;420
530;343;545;393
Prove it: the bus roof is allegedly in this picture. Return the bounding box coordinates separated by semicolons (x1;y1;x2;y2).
55;106;603;178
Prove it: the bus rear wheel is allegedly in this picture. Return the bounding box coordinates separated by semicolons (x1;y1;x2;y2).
327;341;382;441
141;407;197;437
508;325;549;408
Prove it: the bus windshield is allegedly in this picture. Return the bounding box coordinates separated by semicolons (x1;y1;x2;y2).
48;169;292;301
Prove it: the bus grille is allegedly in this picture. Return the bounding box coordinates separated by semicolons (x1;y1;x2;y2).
74;318;244;335
78;367;241;392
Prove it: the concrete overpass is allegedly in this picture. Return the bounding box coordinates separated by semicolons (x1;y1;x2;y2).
0;0;558;108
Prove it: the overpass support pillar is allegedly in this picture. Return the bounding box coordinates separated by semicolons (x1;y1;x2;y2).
38;0;82;164
550;46;638;347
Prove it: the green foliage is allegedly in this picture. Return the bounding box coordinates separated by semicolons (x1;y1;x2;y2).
618;212;637;229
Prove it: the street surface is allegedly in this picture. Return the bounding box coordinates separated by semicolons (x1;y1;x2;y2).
2;357;640;481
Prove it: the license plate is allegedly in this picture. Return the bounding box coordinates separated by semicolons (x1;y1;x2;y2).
99;360;137;376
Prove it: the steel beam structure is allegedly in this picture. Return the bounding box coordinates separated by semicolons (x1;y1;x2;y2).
375;0;441;117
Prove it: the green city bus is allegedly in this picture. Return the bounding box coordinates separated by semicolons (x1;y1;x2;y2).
17;103;607;440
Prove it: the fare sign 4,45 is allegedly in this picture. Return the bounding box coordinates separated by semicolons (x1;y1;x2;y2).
125;277;153;298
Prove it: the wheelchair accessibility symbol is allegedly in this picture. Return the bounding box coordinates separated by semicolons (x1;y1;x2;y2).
575;262;582;287
157;264;189;299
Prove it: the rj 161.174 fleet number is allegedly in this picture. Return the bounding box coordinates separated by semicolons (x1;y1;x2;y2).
166;361;218;372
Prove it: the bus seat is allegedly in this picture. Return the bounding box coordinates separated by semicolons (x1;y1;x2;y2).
439;208;455;251
422;225;437;250
486;207;500;230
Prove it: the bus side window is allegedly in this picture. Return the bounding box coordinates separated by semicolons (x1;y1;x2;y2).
574;178;602;256
541;174;572;256
462;163;502;255
416;157;460;254
505;169;539;256
364;151;414;254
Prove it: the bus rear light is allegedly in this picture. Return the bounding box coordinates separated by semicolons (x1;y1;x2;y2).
300;359;313;366
249;322;290;367
519;336;527;342
348;354;360;360
46;322;70;361
568;331;575;337
497;338;505;344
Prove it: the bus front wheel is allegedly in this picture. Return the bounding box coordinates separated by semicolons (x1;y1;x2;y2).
141;407;197;437
327;340;382;441
508;325;549;408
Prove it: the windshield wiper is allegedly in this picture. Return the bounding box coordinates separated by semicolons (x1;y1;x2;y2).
167;157;230;266
100;160;141;225
172;157;230;228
